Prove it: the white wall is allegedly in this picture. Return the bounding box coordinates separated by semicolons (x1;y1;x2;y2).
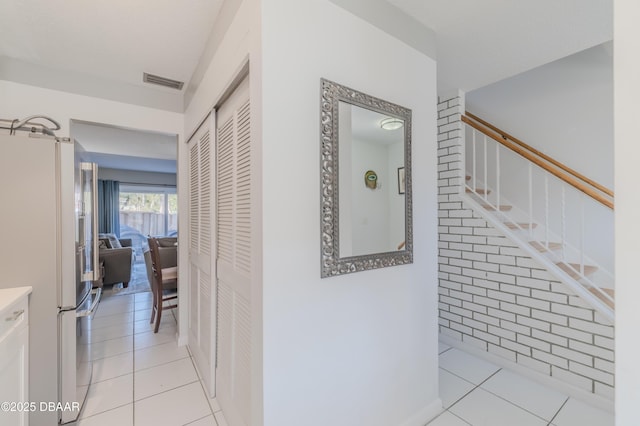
388;140;405;249
614;1;640;424
351;138;391;255
99;168;177;186
348;138;405;254
466;43;613;188
464;44;614;275
0;80;183;139
261;1;439;426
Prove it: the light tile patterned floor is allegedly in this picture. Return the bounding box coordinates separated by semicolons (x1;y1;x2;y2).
81;290;614;426
77;290;225;426
430;342;615;426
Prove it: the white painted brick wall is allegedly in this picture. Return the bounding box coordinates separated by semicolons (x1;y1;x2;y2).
437;94;615;398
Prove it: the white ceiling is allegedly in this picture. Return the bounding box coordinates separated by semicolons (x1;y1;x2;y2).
0;0;223;173
0;0;613;110
0;0;224;111
72;121;178;173
349;103;403;146
0;0;223;89
0;0;612;173
388;0;613;93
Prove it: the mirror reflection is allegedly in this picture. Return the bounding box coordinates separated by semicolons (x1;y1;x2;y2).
320;78;412;278
338;102;405;257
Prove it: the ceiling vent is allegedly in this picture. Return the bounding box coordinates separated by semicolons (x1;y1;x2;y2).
143;72;184;90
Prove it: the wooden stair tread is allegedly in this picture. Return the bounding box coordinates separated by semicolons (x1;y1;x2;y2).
556;262;598;280
482;204;512;211
589;287;614;309
466;188;491;195
504;222;537;230
529;241;563;252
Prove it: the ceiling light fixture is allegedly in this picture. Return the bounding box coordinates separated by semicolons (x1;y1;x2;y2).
380;117;403;130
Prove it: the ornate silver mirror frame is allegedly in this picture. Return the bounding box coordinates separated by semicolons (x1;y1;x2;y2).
320;78;413;278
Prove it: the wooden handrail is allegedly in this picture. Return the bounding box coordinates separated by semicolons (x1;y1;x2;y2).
462;115;614;210
466;112;614;198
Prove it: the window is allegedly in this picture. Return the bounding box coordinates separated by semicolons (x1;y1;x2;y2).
119;185;177;259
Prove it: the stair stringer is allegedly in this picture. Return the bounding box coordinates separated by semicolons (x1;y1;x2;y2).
460;192;614;322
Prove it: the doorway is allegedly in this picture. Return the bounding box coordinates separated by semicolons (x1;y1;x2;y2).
71;119;179;296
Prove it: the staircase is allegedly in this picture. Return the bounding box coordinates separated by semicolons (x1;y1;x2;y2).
461;113;615;321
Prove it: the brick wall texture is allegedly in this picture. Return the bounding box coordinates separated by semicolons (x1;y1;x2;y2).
437;94;615;399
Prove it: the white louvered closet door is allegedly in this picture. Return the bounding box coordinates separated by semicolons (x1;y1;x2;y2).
216;76;252;426
187;115;215;395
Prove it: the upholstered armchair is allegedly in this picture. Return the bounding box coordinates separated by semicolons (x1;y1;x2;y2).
98;233;134;288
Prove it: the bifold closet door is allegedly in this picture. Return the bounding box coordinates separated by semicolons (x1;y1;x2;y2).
187;114;215;394
215;75;252;426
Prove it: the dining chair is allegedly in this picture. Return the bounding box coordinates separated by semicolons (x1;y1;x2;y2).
148;237;178;333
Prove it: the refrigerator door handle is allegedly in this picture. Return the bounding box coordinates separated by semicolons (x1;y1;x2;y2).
60;286;91;312
80;162;100;282
76;288;102;318
90;163;99;281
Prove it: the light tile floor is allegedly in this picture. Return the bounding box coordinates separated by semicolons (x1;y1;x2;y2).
81;291;614;426
430;342;615;426
77;290;227;426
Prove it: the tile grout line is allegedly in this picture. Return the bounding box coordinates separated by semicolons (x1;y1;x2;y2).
546;396;570;426
79;293;137;423
474;368;566;424
133;379;201;404
81;290;157;423
133;349;190;373
440;349;577;425
423;409;471;426
89;290;209;425
132;290;201;424
446;367;502;412
438;345;454;355
133;290;157;423
182;308;222;423
131;289;166;423
78;402;133;423
132;293;138;425
183;413;217;426
448;410;472;426
190;354;221;424
477;367;502;386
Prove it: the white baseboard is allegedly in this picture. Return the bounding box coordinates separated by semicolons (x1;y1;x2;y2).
439;334;614;413
399;398;443;426
177;332;188;347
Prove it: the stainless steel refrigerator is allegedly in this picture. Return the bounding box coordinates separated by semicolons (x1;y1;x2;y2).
0;119;102;425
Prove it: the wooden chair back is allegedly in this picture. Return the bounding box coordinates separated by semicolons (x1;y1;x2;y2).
147;237;178;333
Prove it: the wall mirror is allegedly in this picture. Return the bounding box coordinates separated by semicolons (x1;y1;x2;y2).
320;78;412;278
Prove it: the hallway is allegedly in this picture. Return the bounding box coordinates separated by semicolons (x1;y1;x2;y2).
77;290;227;425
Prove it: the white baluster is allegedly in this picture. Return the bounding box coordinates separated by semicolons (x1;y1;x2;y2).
529;163;533;239
580;195;585;275
472;129;476;192
483;135;487;201
545;174;549;249
461;125;466;192
561;185;566;261
496;144;500;211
